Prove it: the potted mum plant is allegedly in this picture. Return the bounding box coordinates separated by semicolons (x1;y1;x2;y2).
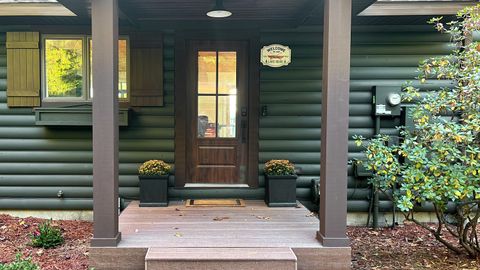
264;159;297;207
138;159;171;207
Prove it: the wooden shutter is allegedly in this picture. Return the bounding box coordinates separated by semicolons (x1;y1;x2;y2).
130;33;164;107
6;32;40;107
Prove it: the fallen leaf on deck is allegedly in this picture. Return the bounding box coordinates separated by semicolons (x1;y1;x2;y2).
213;217;230;221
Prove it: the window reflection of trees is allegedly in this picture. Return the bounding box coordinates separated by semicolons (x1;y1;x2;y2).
45;39;83;98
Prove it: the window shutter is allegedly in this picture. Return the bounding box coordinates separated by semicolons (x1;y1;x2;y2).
130;34;164;107
6;32;40;107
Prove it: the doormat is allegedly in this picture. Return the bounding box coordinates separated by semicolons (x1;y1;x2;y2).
185;199;245;207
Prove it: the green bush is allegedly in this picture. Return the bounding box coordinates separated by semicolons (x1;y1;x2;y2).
355;5;480;258
264;160;296;176
138;160;171;176
30;220;64;249
0;254;40;270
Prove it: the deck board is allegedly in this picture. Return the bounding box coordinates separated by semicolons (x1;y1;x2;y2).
118;200;322;248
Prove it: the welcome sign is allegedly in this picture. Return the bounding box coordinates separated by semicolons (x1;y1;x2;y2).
261;44;291;68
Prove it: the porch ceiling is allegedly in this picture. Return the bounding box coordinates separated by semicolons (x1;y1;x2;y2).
0;0;456;28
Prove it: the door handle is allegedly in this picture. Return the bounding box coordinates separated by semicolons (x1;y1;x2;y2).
241;119;247;143
241;107;247;143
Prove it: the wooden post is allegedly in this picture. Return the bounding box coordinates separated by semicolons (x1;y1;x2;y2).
90;0;121;247
318;0;351;247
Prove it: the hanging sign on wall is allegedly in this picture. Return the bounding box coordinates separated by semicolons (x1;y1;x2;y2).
260;44;291;68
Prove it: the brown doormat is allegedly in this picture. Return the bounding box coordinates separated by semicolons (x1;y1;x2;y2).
185;199;245;207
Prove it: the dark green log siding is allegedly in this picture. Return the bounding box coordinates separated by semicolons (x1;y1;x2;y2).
0;26;451;211
0;32;176;209
259;26;451;212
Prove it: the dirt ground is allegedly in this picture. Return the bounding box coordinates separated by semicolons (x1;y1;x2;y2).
0;214;479;269
348;222;480;270
0;214;91;270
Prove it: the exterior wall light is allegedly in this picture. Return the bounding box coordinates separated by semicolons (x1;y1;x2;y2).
207;0;232;18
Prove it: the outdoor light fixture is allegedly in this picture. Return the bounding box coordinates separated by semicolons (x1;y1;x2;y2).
207;0;232;18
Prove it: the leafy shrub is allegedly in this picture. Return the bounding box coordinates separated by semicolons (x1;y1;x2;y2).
355;5;480;258
264;160;295;176
31;220;64;249
138;160;171;176
0;254;40;270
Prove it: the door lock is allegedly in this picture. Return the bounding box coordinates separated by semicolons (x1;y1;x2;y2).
241;107;248;117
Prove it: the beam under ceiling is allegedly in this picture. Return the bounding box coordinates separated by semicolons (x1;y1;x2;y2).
0;2;75;16
359;0;479;16
56;0;89;18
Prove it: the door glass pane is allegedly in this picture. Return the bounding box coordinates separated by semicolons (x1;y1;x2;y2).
198;96;216;138
218;51;237;94
45;39;83;98
218;95;236;138
198;51;217;94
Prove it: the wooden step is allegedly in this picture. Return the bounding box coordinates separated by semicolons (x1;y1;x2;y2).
145;247;297;270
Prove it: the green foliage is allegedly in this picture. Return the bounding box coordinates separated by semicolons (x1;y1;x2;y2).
355;5;480;257
264;160;296;176
0;254;40;270
45;41;83;97
30;220;64;249
138;160;171;176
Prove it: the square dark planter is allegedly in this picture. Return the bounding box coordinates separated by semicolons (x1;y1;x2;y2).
139;175;169;207
265;174;297;207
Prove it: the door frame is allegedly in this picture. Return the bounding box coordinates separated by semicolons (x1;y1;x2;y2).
174;30;260;188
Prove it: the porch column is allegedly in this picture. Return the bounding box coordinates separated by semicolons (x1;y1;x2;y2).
318;0;351;247
90;0;121;247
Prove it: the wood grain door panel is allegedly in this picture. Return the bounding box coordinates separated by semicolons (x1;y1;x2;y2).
197;146;237;166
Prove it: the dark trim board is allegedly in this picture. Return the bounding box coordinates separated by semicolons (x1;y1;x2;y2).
174;30;260;188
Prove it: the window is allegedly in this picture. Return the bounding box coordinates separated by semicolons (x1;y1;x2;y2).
44;38;84;99
42;35;129;101
197;51;237;138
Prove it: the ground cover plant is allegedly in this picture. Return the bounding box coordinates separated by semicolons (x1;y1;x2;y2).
30;220;64;249
0;254;40;270
356;5;480;258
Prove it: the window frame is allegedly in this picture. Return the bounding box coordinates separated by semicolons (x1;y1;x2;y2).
41;34;130;103
87;36;130;102
41;34;87;102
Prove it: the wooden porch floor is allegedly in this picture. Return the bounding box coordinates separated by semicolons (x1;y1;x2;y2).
90;201;351;270
118;200;321;248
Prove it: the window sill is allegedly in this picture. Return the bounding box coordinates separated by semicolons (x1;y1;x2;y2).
34;105;129;126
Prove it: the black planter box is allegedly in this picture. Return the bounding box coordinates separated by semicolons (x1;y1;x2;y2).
139;175;169;207
265;175;297;207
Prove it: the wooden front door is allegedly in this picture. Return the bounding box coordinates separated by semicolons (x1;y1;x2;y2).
186;41;248;185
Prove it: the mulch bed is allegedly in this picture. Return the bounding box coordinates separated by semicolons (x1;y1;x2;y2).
0;214;92;270
349;222;480;270
0;214;479;269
